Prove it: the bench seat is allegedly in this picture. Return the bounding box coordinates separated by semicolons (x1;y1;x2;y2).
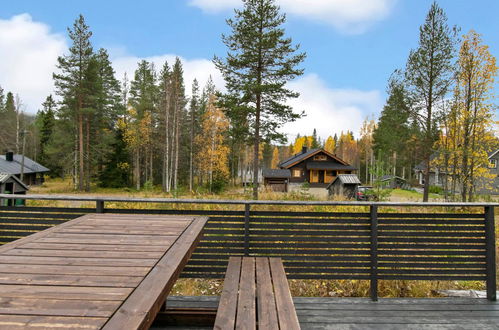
214;257;300;330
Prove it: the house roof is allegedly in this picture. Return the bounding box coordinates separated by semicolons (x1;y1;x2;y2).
380;175;407;182
306;161;357;171
0;155;49;175
263;169;291;178
0;172;29;191
279;148;350;169
489;149;499;159
327;174;361;188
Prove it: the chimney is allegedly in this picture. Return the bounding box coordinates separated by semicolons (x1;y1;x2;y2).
5;151;14;162
302;146;308;154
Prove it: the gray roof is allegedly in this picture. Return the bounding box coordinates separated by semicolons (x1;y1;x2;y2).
263;169;291;178
327;174;361;188
0;154;49;175
279;148;320;168
306;161;356;171
380;175;407;182
0;172;29;190
489;149;499;159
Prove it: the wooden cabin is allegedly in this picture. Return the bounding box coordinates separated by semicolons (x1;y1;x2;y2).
0;151;49;186
276;147;356;188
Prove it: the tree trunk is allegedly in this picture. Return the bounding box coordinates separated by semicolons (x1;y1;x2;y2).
78;112;84;191
253;92;261;200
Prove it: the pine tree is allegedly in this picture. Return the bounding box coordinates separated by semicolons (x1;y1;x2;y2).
189;79;200;191
128;60;157;188
53;14;94;191
214;0;306;199
405;2;458;201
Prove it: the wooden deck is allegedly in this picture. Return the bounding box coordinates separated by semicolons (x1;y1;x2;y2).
0;213;207;330
154;295;499;329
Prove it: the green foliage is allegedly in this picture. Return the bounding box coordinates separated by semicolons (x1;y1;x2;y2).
404;1;459;201
214;0;306;199
98;129;130;188
367;159;392;201
429;185;444;194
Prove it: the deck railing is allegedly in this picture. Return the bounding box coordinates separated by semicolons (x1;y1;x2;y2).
0;194;496;301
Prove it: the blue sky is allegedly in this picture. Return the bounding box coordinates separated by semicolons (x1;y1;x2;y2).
1;0;498;140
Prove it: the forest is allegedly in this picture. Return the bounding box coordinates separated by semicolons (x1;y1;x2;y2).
0;0;497;202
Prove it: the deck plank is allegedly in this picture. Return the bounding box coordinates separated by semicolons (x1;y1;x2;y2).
213;257;241;330
255;257;279;329
235;257;256;330
153;296;499;330
0;214;207;330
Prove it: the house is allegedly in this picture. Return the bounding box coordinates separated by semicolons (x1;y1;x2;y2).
0;173;29;206
0;151;49;186
414;149;499;194
380;175;410;189
263;147;357;192
327;174;361;199
262;169;290;192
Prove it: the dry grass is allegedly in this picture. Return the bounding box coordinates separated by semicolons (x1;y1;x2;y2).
26;178;499;298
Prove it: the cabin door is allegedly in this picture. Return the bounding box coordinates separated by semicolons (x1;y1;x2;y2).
318;171;325;183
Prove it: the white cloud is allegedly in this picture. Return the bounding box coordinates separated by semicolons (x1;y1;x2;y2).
111;54;224;97
0;14;66;113
283;74;382;140
189;0;397;33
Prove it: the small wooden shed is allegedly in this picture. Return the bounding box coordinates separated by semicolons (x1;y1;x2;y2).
380;175;410;189
327;174;361;199
0;173;29;206
263;169;291;192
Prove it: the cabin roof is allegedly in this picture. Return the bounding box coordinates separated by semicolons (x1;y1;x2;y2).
279;148;350;169
0;155;49;175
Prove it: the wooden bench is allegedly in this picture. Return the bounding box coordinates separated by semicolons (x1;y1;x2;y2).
214;257;300;330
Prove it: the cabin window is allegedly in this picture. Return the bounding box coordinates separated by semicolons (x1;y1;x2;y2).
490;159;497;169
292;169;302;177
314;154;327;161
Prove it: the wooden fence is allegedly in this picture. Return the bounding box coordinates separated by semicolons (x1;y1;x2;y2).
0;194;496;301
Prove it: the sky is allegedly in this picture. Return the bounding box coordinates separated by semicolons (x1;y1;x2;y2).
1;0;498;141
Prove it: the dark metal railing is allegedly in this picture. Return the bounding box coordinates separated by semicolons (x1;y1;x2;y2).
0;194;496;301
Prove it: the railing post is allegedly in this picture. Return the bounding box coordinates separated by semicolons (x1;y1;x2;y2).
96;200;105;213
370;205;378;301
485;206;496;301
244;203;250;256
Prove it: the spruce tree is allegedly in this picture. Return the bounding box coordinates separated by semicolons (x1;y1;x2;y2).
405;2;458;201
214;0;306;199
373;74;411;175
37;95;57;166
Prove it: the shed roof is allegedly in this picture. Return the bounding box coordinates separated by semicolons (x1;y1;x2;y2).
380;175;407;182
327;174;361;189
0;173;29;191
0;155;49;175
263;169;291;178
